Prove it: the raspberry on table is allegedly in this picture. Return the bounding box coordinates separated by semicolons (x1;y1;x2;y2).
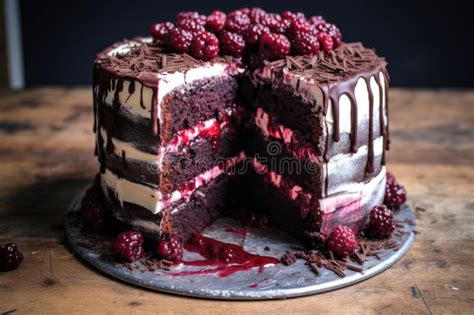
205;10;226;33
150;22;174;41
0;243;24;272
386;171;396;185
225;10;251;34
317;32;334;53
176;18;205;36
157;237;183;262
220;31;246;57
191;31;220;60
327;225;358;258
384;173;407;209
291;31;320;55
113;231;144;262
259;32;291;60
168;28;193;53
367;205;395;238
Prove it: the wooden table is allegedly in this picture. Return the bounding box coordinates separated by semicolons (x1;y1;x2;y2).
0;88;473;314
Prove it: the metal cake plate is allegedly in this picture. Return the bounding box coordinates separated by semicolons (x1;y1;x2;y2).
65;186;416;300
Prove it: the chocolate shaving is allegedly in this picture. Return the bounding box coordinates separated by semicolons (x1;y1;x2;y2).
309;263;320;276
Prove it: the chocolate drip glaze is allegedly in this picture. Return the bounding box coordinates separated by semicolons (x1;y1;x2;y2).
139;84;145;109
322;76;360;158
374;73;386;165
94;66;112;173
330;95;339;142
121;149;128;168
151;88;158;136
365;77;375;173
126;80;135;103
92;64;98;134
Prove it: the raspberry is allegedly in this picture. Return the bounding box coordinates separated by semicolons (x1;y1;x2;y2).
261;13;288;34
289;18;312;35
168;28;193;53
316;23;342;47
150;22;174;41
367;205;395;238
291;31;320;55
191;31;219;60
205;10;226;33
80;203;106;232
317;32;334;53
0;243;23;271
113;231;144;262
244;24;270;46
308;15;326;26
327;225;358;258
386;171;396;185
176;18;205;36
281;11;306;22
80;185;106;232
249;7;266;23
157;237;183;262
235;7;250;15
176;11;206;25
384;173;407;209
220;31;246;57
259;32;291;60
225;10;251;34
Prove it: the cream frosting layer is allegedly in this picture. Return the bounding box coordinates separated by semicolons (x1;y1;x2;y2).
101;152;246;214
323;136;384;196
320;166;386;215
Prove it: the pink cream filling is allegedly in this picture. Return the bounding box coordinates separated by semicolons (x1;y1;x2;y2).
164;151;246;211
254;107;318;162
251;157;365;236
158;108;236;164
250;158;311;202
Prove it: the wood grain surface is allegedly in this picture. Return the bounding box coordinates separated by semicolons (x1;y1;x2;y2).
0;88;473;314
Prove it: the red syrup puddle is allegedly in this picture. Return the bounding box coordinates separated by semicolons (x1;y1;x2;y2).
168;233;279;278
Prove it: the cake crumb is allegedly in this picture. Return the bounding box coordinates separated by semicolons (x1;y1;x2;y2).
281;252;297;266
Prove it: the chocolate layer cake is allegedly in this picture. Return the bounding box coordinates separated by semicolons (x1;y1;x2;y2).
92;9;391;247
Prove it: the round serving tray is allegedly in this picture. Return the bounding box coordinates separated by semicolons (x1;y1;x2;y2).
65;186;416;300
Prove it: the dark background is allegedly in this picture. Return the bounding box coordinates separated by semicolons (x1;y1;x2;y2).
20;0;474;87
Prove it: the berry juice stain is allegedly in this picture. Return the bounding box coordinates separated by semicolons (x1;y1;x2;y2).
168;233;279;278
